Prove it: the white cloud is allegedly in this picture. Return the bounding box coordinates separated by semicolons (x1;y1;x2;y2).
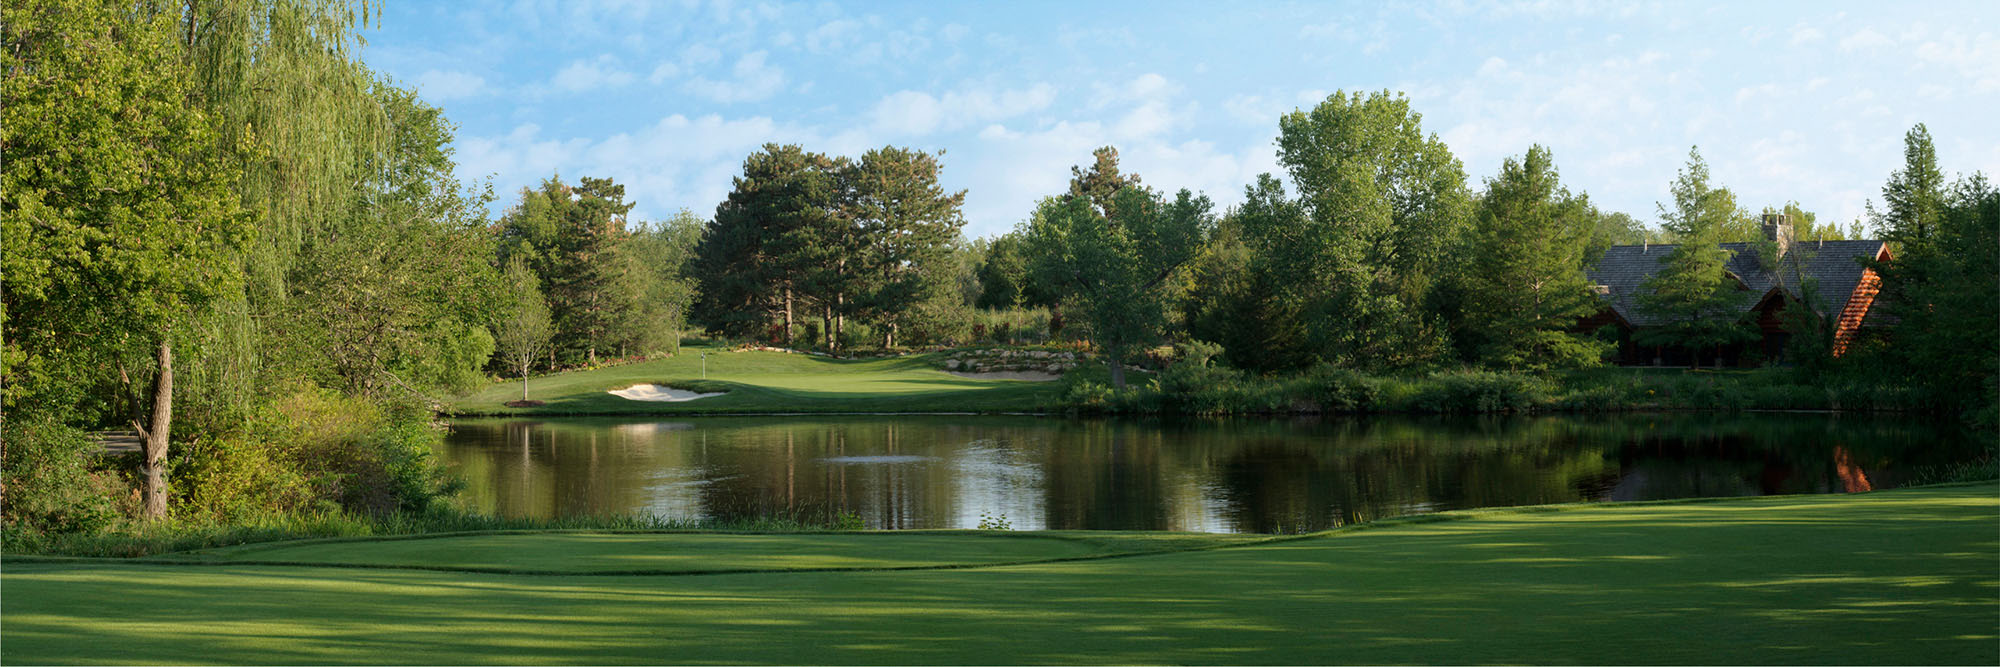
806;19;865;53
1790;25;1825;46
870;83;1058;136
460;114;816;222
551;55;635;93
413;69;486;101
648;62;681;85
1839;27;1893;52
1913;29;2000;92
683;51;787;103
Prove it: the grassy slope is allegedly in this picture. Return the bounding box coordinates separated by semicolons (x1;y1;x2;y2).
453;342;1063;415
5;484;1995;665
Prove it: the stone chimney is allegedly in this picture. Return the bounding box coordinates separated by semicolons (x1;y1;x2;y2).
1762;212;1791;256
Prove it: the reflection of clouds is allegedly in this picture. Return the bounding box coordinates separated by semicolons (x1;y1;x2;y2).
952;439;1047;531
612;421;695;439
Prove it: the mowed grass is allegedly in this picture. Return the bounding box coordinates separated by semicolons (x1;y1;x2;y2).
454;342;1063;415
4;484;1995;665
153;531;1262;574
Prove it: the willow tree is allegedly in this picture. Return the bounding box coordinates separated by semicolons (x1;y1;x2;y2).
167;0;389;411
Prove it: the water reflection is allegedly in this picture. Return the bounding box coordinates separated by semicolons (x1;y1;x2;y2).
438;414;1978;533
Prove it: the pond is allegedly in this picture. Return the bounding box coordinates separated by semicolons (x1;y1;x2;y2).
438;414;1982;533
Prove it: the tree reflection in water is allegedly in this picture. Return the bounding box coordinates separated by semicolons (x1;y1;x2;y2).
439;414;1977;533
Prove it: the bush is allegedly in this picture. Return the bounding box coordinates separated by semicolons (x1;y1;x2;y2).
1412;371;1546;414
0;415;120;539
1302;366;1384;412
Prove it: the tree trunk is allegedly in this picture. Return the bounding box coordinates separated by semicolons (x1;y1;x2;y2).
1107;357;1126;390
521;361;531;401
783;287;794;346
834;295;845;354
141;339;174;520
885;322;896;349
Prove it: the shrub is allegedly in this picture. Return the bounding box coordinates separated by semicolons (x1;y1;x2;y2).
1416;371;1546;414
0;415;119;539
1302;366;1384;412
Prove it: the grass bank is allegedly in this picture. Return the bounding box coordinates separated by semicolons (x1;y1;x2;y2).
5;483;1994;664
453;342;1060;415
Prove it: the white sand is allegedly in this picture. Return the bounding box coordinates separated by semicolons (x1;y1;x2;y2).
607;384;726;402
945;370;1061;382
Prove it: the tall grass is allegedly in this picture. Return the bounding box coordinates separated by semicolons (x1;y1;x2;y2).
1055;361;1921;417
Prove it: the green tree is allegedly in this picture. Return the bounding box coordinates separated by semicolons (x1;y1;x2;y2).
165;0;390;416
619;210;704;357
1186;175;1314;372
494;176;637;366
1634;147;1757;365
281;79;502;398
693;145;842;344
1586;210;1648;264
3;0;248;519
1870;125;1999;425
1068;146;1145;220
495;259;554;403
1274;91;1473;368
1023;176;1212;388
1462;146;1607;370
844;147;968;348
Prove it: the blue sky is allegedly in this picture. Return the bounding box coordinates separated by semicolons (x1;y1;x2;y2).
360;0;1998;238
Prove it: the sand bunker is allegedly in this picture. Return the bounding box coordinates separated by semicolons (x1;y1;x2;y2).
945;370;1061;382
608;384;725;402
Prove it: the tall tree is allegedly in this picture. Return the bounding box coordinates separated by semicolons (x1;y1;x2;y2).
1634;147;1757;365
168;0;390;415
1273;90;1473;368
1461;146;1606;370
1870;125;1999;424
844;147;968;348
1068;146;1145;220
1024;169;1212;388
282;79;502;397
1187;175;1315;372
494;176;637;366
618;210;704;356
693;144;841;344
3;0;248;519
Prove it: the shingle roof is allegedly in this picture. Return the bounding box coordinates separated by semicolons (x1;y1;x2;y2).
1585;239;1885;327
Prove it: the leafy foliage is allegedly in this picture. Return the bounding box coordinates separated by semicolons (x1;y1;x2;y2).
1633;148;1758;363
1023;151;1212;387
1459;146;1607;370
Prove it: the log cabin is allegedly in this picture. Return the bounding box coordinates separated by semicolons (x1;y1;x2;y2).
1581;214;1891;367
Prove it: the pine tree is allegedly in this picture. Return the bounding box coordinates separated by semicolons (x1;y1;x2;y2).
1463;146;1606;370
1635;148;1757;365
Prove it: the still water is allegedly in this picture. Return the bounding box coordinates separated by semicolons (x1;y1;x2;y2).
438;414;1979;533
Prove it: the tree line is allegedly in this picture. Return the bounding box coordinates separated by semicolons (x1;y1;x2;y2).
3;1;1991;543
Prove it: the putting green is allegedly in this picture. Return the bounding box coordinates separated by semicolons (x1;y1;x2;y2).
5;484;1995;665
454;342;1068;415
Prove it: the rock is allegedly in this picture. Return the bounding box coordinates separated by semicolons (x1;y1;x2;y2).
946;359;961;370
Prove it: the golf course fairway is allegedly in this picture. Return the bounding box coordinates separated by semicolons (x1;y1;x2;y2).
4;483;1995;665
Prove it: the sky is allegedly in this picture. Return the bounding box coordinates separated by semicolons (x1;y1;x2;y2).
358;0;2000;239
